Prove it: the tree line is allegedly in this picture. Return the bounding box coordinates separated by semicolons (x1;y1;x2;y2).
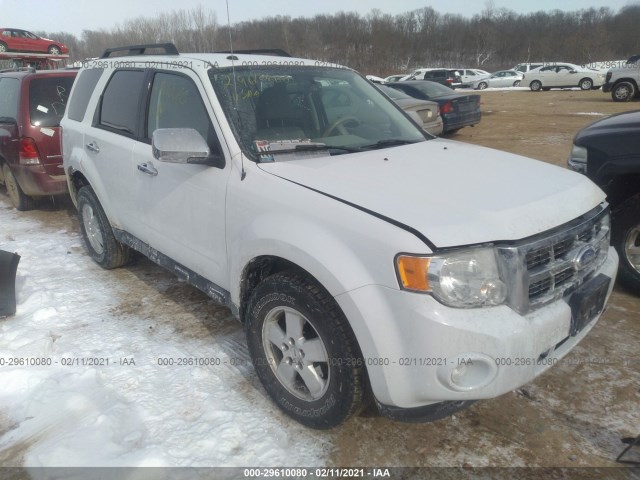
23;4;640;75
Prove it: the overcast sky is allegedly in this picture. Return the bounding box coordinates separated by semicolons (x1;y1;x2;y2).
2;0;636;36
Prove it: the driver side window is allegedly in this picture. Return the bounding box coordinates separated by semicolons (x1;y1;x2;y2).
147;71;221;154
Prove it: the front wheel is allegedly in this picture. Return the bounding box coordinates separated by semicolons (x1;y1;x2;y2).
77;186;131;269
48;45;61;55
477;81;488;90
0;42;7;53
530;80;542;91
611;82;636;102
245;271;366;429
612;194;640;294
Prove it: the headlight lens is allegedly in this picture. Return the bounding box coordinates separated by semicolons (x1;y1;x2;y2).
569;144;588;163
568;144;588;173
396;248;507;308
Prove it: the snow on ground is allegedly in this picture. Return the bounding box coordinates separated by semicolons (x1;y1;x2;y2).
0;198;330;467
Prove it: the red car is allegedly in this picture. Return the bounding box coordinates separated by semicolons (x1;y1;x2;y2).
0;69;76;210
0;28;69;55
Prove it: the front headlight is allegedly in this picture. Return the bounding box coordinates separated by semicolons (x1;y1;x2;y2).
396;248;507;308
568;144;588;173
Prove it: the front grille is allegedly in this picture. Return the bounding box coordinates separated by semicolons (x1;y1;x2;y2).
497;204;610;314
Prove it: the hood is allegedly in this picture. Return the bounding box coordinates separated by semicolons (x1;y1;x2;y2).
576;110;640;141
258;139;605;249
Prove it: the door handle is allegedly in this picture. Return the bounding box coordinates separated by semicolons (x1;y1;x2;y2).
85;142;100;153
137;162;158;176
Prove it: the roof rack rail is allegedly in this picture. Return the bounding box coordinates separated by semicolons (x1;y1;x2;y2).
100;43;179;59
215;49;291;58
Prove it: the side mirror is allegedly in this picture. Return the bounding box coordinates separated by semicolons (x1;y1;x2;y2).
569;70;577;74
152;128;224;168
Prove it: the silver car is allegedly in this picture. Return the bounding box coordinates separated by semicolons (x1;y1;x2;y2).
378;85;443;136
474;70;524;89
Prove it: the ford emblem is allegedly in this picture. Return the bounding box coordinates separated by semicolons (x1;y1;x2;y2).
572;245;597;271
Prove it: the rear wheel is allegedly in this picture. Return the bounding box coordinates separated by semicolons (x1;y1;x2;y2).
77;186;131;269
612;194;640;294
0;42;7;53
245;271;366;429
530;80;542;91
611;82;636;102
2;164;37;211
513;80;521;87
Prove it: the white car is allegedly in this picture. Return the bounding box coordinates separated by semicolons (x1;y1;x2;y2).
524;63;606;91
62;44;618;429
454;68;490;87
384;74;406;83
474;70;524;89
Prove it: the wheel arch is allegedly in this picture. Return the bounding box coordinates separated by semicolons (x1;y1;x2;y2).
67;167;90;206
613;77;640;91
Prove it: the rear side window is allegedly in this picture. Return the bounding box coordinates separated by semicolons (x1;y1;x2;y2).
68;69;103;121
29;76;75;127
0;77;19;121
99;70;145;136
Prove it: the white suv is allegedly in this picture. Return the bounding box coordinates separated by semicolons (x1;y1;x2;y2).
62;44;618;429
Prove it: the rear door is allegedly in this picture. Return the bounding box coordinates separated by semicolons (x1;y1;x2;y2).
0;77;19;169
83;69;147;234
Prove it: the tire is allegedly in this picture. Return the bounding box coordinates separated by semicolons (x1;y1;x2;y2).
477;82;488;90
611;82;636;102
530;80;542;91
245;271;366;429
513;80;521;87
77;186;131;269
579;78;593;90
2;164;37;211
0;42;7;53
612;194;640;294
48;45;61;55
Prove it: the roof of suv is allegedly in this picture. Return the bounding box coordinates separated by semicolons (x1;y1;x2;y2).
87;44;350;72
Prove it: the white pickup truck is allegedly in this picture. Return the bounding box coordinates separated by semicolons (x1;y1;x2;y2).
62;44;618;429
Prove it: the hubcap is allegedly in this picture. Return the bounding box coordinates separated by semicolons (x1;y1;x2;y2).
625;226;640;273
615;86;630;100
81;203;105;255
262;306;330;401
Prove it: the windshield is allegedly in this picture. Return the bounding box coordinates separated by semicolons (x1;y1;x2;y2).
209;65;428;161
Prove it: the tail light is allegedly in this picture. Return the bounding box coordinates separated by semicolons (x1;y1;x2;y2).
19;137;42;165
440;101;454;114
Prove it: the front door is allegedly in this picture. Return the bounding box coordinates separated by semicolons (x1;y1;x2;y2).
134;69;230;289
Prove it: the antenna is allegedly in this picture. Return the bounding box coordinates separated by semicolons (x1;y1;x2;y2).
226;0;246;181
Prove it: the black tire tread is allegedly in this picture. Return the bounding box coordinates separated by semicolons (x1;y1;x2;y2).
77;186;131;269
612;194;640;294
246;270;366;428
2;163;37;211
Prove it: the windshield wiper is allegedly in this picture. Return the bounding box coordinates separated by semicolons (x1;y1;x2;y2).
358;138;421;151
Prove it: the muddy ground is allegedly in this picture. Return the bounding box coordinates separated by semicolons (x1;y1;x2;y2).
2;89;639;469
